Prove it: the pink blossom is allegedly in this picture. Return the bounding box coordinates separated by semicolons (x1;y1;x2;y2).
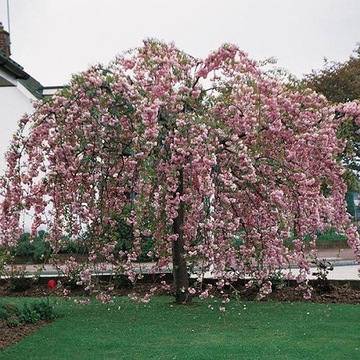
0;39;358;303
74;299;91;306
188;287;196;295
96;293;113;304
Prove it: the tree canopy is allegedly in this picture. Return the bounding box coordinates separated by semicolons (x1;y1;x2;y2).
303;45;360;186
1;41;359;303
303;45;360;103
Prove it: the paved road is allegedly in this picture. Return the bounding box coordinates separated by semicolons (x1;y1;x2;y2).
10;264;359;281
289;264;359;281
305;247;359;280
5;247;359;281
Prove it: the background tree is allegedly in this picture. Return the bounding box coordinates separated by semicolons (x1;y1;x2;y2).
303;45;360;187
303;45;360;103
1;41;359;304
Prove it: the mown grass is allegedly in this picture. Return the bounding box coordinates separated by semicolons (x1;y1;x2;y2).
1;296;359;360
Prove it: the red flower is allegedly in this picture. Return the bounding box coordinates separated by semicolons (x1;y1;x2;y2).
48;279;56;289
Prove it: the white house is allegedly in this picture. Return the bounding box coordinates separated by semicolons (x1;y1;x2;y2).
0;22;61;174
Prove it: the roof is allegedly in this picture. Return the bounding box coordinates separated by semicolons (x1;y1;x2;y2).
0;49;44;99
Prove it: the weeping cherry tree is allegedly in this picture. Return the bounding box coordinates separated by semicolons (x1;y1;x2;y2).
1;40;359;304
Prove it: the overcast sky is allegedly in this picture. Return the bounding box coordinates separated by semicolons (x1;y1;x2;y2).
0;0;359;86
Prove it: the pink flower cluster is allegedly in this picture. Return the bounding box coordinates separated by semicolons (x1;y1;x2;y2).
0;40;359;300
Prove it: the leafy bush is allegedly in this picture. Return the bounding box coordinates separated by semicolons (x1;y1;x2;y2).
312;259;334;292
0;302;21;327
31;298;56;322
0;299;56;327
110;217;155;261
19;302;41;324
0;301;13;320
59;240;88;254
0;246;11;275
5;266;34;292
283;228;348;249
12;233;33;258
10;231;52;264
268;271;285;291
316;229;347;247
9;219;156;264
7;276;33;292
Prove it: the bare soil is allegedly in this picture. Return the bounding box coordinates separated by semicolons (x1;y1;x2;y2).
0;320;48;351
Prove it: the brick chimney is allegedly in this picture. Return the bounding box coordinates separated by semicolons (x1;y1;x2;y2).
0;22;11;57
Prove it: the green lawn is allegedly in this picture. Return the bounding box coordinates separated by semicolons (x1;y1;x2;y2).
1;296;359;360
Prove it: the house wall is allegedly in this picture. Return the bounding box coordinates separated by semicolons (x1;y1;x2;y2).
0;83;36;173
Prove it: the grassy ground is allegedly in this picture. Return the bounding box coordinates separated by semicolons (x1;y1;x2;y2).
1;296;359;360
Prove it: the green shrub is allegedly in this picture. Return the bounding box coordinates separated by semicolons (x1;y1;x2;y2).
5;266;34;292
283;228;348;249
0;246;12;274
32;239;52;262
30;298;56;322
11;232;33;258
312;259;334;292
0;301;21;327
268;270;285;290
10;231;52;264
11;220;156;263
109;218;155;261
7;276;33;292
316;228;347;247
0;299;56;327
345;191;356;217
0;301;15;320
60;240;88;254
20;302;40;324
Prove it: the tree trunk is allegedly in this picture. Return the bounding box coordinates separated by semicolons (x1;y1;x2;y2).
172;168;190;304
